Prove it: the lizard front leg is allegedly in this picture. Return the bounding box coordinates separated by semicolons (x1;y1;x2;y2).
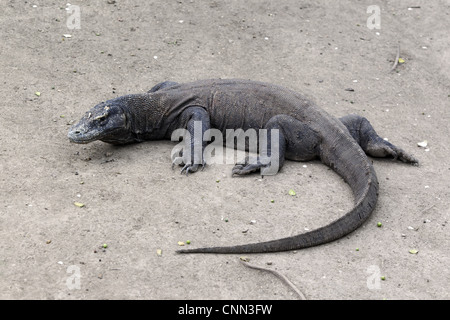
231;115;288;177
171;106;210;175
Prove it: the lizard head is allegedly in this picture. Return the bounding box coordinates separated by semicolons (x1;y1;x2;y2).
68;101;129;144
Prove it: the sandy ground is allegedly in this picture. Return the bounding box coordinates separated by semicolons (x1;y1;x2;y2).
1;0;449;300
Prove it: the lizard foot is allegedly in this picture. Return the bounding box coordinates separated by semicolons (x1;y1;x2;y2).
367;139;419;166
232;156;274;176
172;155;206;175
180;161;206;175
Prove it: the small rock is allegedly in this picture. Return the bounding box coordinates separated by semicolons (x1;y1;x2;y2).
417;140;428;148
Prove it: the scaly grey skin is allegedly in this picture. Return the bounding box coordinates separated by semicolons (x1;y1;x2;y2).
68;79;418;254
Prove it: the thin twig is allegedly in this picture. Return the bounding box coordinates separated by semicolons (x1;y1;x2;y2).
240;260;307;300
420;204;436;214
390;41;400;73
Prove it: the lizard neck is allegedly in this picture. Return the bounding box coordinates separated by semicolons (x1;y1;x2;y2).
118;93;167;141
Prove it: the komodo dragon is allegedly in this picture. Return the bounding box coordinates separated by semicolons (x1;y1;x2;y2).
68;79;418;254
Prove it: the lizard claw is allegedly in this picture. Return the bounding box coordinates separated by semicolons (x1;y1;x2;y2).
180;163;200;175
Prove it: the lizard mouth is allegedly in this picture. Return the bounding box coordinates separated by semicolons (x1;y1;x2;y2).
68;126;127;144
67;128;99;144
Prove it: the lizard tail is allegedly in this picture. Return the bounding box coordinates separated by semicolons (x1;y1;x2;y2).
177;129;379;254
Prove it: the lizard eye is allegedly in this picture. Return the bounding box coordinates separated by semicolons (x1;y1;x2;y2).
94;113;108;121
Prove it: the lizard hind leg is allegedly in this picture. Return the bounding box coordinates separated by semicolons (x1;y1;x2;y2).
340;114;419;165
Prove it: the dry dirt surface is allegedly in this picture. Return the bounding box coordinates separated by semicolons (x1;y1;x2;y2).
1;0;449;300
